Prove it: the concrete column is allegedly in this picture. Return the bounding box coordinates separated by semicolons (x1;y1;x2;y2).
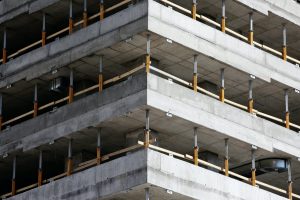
146;34;151;73
0;93;3;131
248;12;254;45
285;89;290;129
193;127;198;166
145;188;150;200
96;128;101;165
144;109;150;148
12;156;17;196
224;138;229;176
67;139;73;176
2;28;7;64
99;0;104;21
42;13;46;46
193;55;198;92
69;0;73;34
68;69;74;104
33;84;38;117
251;146;256;186
287;159;292;200
248;79;254;113
282;24;287;61
83;0;88;27
99;56;103;93
219;68;225;102
221;0;226;32
38;150;43;187
192;0;197;20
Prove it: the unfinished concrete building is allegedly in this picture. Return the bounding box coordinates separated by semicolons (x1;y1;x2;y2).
0;0;300;199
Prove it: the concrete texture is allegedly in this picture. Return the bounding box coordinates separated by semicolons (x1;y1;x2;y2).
236;0;300;27
6;149;287;200
0;72;147;155
0;0;60;24
0;1;148;88
148;0;300;90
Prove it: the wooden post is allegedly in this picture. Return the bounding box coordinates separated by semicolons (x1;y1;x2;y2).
83;0;88;27
144;109;150;148
68;70;74;104
251;147;256;186
282;24;287;61
42;13;46;46
33;84;38;117
221;0;226;33
193;127;198;166
99;56;103;93
2;29;7;64
38;150;43;187
146;34;151;74
12;156;16;196
224;138;229;176
96;128;101;165
67;139;73;176
191;0;197;20
69;0;73;34
99;0;104;21
248;79;254;113
248;12;254;45
219;69;225;102
285;89;290;129
193;55;198;92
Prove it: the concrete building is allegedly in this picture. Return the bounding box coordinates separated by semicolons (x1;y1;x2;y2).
0;0;300;199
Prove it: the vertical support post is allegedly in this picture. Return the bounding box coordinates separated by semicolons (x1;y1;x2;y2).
33;84;38;117
219;68;225;102
146;34;151;74
287;159;292;200
38;150;43;187
67;139;73;176
193;127;198;166
69;0;73;34
251;147;256;186
99;56;103;93
2;28;7;64
224;138;229;176
68;69;74;104
248;12;254;45
83;0;88;27
99;0;104;21
285;89;290;129
42;13;46;47
96;128;101;165
248;79;254;113
193;55;198;92
12;156;16;196
145;188;150;200
221;0;226;33
192;0;197;20
144;109;150;148
0;94;3;131
282;24;287;61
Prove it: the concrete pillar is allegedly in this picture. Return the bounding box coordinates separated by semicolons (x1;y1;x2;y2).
285;89;290;129
221;0;226;32
144;109;150;148
96;128;101;165
282;24;287;61
146;34;151;74
287;159;292;200
99;56;103;93
42;12;46;46
83;0;88;27
251;146;256;186
224;138;229;176
219;68;225;102
68;69;74;104
193;55;198;92
0;93;3;131
248;79;254;113
33;84;38;117
38;150;43;187
145;188;150;200
69;0;73;34
2;28;7;64
192;0;197;20
248;12;254;45
193;127;198;166
99;0;104;21
67;139;73;176
12;156;16;196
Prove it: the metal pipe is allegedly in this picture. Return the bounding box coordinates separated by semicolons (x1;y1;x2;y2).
146;34;151;73
248;79;253;113
67;139;73;176
69;0;73;18
145;188;150;200
282;24;287;61
220;68;225;102
97;128;101;165
248;12;253;45
84;0;87;12
221;0;226;32
69;69;74;103
285;89;290;129
287;159;292;200
2;28;7;64
0;93;2;131
251;148;256;186
99;56;103;92
193;127;198;166
144;109;150;148
193;55;198;92
34;84;38;117
3;28;6;49
224;138;229;176
12;156;16;195
38;150;43;187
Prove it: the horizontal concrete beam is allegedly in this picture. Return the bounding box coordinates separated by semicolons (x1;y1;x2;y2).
0;0;61;24
0;1;148;88
148;0;300;90
6;149;287;200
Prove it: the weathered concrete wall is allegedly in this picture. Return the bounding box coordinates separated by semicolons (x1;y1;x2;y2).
0;0;60;24
6;149;287;200
0;72;147;156
147;73;300;158
235;0;300;27
148;0;300;90
0;1;148;88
